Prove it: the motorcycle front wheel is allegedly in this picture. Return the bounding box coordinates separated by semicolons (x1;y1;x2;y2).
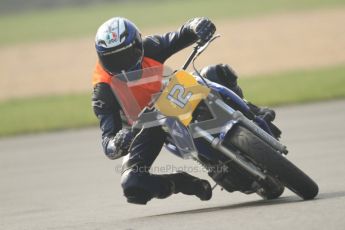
224;125;319;200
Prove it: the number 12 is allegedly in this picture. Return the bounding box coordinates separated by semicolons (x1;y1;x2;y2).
167;84;193;108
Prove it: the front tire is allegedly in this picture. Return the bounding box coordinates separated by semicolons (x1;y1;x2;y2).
225;125;319;200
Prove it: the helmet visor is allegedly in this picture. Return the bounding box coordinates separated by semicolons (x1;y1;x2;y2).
98;40;143;75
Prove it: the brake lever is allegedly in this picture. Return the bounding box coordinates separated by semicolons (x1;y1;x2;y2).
181;34;221;71
195;34;221;59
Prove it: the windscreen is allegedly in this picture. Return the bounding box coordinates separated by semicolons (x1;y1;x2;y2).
109;65;172;125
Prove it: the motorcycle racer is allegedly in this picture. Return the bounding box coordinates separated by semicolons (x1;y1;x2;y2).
92;17;273;204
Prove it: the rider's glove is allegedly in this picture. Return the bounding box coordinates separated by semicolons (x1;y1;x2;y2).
186;17;216;45
105;128;138;160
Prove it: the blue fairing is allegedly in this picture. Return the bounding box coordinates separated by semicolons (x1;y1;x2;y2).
202;77;273;135
195;76;252;114
165;142;183;158
164;135;217;161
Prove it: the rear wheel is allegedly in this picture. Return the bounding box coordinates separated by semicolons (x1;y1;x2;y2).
225;125;319;200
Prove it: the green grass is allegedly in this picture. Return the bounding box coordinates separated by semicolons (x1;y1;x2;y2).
1;0;345;45
240;65;345;106
0;65;344;137
0;94;95;137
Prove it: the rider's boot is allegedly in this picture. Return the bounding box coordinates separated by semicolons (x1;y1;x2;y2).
165;171;212;201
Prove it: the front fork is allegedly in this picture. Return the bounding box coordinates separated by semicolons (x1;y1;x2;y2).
190;93;289;181
194;126;267;180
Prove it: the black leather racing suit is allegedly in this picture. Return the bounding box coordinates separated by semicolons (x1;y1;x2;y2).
92;23;241;204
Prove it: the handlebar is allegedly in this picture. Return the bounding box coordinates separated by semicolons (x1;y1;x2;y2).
181;35;221;71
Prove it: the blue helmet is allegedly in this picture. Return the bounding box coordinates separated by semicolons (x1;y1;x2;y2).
95;17;143;75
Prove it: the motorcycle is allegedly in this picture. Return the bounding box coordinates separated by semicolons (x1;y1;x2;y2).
110;35;319;200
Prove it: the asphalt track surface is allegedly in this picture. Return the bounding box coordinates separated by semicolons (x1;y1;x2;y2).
1;100;345;230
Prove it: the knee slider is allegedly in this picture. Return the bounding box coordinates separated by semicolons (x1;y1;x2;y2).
121;168;174;204
121;170;152;205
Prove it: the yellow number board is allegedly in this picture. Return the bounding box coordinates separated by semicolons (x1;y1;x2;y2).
155;70;211;126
